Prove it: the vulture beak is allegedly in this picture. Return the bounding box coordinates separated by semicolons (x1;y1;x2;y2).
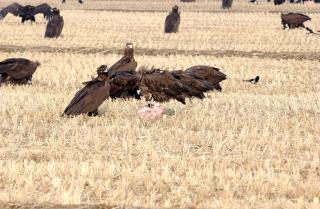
102;67;109;73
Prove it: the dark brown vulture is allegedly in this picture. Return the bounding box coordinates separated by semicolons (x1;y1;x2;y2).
274;0;286;5
281;13;318;33
63;65;110;116
0;3;55;23
164;5;180;33
0;58;40;86
186;65;227;91
222;0;233;9
109;43;137;74
45;8;64;38
281;13;310;29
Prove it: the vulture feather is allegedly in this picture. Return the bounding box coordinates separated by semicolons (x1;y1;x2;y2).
186;65;227;91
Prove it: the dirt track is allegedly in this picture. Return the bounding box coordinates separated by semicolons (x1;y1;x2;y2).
0;44;319;61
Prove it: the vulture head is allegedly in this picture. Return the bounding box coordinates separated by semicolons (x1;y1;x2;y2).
124;42;134;57
52;8;60;15
96;65;109;80
172;5;179;13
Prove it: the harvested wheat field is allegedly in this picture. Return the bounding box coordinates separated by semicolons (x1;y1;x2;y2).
0;0;319;209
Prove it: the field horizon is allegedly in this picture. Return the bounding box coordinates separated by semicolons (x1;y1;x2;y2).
0;0;319;209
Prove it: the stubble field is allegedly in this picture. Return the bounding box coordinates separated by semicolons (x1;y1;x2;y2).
0;0;319;209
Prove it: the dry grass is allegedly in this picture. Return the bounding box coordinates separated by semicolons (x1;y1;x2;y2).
0;1;319;209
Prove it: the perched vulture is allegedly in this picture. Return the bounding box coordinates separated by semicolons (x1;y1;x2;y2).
0;3;55;23
164;5;180;33
274;0;286;5
45;8;64;38
222;0;233;9
109;43;137;75
0;58;40;86
63;65;110;116
186;65;227;91
281;13;311;29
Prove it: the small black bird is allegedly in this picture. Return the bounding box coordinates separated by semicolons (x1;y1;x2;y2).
249;0;257;3
243;76;259;84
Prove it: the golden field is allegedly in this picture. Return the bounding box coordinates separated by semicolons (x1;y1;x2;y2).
0;0;319;208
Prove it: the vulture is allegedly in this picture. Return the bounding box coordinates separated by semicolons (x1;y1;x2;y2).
164;5;180;33
63;65;110;116
222;0;233;9
186;65;227;91
281;13;317;34
281;13;310;29
0;3;55;23
45;8;64;38
0;58;40;86
243;76;259;84
109;43;137;75
274;0;286;5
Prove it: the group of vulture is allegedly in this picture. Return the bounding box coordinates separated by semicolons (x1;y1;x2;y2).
0;43;229;117
0;3;64;38
165;4;318;34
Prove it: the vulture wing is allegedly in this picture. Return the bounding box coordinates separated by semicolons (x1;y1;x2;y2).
0;58;36;79
0;3;24;19
63;80;110;116
109;53;137;74
109;71;140;99
171;70;214;99
32;3;54;19
282;13;311;25
186;65;227;91
138;69;190;104
45;15;64;38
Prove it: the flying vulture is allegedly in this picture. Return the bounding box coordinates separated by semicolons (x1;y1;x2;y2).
243;76;259;84
45;8;64;38
0;3;55;23
109;43;137;75
274;0;286;5
185;65;227;91
0;58;40;86
164;5;180;33
222;0;233;9
63;65;110;116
